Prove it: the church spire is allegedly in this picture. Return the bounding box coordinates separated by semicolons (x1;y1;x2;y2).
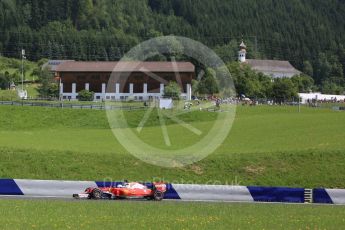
239;40;246;49
238;40;246;62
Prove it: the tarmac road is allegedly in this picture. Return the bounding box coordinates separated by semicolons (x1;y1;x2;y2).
0;195;342;206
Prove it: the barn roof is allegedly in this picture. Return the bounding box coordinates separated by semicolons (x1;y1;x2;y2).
245;59;301;75
56;61;195;73
43;60;75;71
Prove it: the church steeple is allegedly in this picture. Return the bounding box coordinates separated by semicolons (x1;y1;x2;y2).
238;40;247;62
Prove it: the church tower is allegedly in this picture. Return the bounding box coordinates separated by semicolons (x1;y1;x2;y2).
238;40;247;62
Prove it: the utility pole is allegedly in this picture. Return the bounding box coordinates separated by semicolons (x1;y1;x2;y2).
298;96;301;113
59;76;62;101
21;49;25;91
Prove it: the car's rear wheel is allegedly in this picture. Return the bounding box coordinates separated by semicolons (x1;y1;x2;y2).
153;191;164;201
91;188;103;199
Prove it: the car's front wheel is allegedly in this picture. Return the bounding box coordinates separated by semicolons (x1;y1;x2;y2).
153;191;164;201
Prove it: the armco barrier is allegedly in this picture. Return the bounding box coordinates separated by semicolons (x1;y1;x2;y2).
313;188;345;204
247;186;305;203
0;179;252;201
1;179;344;204
168;184;253;201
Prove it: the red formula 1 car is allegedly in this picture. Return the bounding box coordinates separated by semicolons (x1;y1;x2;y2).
73;181;167;201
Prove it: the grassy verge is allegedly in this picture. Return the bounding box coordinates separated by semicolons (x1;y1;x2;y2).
0;200;344;229
0;105;344;187
1;147;344;188
0;105;344;153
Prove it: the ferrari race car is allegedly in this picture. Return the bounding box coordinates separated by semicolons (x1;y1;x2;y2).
73;181;167;201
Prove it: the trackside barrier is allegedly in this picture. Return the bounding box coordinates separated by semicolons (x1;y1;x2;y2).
247;186;305;203
167;184;253;201
1;179;345;204
313;188;345;204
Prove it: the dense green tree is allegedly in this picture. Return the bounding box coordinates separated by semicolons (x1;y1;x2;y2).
0;0;345;93
303;61;314;77
291;74;315;93
197;68;219;95
0;72;10;89
191;79;199;96
78;89;94;101
213;40;239;63
321;80;344;95
227;62;272;98
271;78;298;103
163;81;181;99
36;68;58;98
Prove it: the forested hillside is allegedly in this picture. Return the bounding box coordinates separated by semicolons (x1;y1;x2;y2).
1;0;345;89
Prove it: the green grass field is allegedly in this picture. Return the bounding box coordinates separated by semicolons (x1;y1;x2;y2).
1;104;345;229
0;200;344;230
0;105;344;187
1;56;345;228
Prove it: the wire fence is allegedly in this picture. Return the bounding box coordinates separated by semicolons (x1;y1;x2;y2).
1;99;344;112
0;100;147;111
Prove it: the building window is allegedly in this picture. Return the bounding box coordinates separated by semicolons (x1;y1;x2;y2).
96;96;101;100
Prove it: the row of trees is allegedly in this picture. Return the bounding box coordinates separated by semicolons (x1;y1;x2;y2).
228;62;314;100
189;62;316;102
0;0;345;92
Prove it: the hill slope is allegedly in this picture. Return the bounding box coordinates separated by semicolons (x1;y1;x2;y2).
0;0;344;86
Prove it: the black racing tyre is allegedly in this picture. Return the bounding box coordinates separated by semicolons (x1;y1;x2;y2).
91;188;103;199
153;191;164;201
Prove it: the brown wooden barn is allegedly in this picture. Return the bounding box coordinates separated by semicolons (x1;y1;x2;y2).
55;61;195;101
